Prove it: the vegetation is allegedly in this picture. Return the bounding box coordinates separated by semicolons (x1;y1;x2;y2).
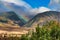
0;20;60;40
20;21;60;40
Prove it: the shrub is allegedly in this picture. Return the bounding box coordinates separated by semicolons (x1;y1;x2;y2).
20;21;60;40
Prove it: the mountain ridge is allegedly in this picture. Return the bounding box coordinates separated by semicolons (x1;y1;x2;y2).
0;11;27;26
24;11;60;27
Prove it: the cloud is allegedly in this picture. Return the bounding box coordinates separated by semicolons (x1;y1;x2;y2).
0;0;33;21
0;0;33;15
50;0;60;4
0;1;11;12
0;0;51;15
0;0;32;9
49;0;60;11
0;0;52;21
30;7;51;15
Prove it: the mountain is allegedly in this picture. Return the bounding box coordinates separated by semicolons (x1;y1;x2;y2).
24;11;60;27
0;1;32;22
0;11;27;26
0;1;33;20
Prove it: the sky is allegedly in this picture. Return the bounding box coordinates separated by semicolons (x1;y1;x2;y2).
0;0;60;16
0;0;60;12
0;0;50;8
23;0;50;8
0;0;60;21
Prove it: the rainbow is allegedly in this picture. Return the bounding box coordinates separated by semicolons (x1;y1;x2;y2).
2;2;30;23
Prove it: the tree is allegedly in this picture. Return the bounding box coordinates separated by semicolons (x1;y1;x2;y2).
20;20;60;40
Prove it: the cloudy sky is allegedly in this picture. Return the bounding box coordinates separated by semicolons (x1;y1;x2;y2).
0;0;60;17
0;0;60;12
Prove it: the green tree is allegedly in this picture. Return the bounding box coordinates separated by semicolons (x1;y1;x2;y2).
20;20;60;40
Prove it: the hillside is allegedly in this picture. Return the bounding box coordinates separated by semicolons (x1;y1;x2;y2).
0;11;31;37
0;11;26;26
25;11;60;27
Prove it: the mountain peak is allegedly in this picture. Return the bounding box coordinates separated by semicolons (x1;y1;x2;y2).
24;11;60;27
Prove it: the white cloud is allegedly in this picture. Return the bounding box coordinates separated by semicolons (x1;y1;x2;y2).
30;7;51;15
49;0;60;11
0;0;33;15
1;0;18;3
50;0;60;4
0;0;51;15
0;0;32;9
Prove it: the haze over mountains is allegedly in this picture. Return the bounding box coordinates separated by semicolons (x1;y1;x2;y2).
0;1;60;27
0;1;51;20
0;1;33;22
0;6;60;27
